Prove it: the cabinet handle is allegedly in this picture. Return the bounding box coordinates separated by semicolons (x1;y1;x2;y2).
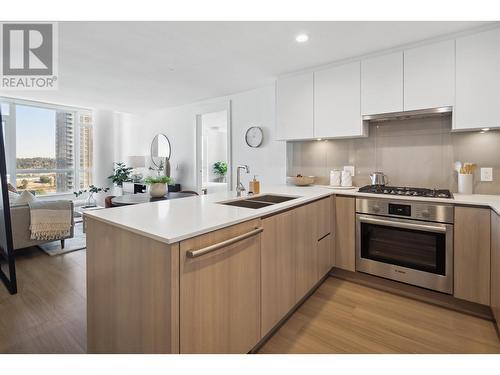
359;216;447;233
186;227;264;258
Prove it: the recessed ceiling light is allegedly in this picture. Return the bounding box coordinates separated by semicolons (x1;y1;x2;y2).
295;34;309;43
316;138;322;141
481;128;490;132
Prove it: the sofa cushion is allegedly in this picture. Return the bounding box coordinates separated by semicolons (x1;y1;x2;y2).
7;183;17;193
14;190;37;205
8;190;19;204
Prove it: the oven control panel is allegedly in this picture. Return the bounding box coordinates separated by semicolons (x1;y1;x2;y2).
356;198;454;224
388;203;411;217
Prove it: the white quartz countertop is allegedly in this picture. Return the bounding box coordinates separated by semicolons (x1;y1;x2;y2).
84;184;500;244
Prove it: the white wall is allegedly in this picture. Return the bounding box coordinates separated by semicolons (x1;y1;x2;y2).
117;84;286;192
93;109;120;189
230;85;286;189
117;104;198;189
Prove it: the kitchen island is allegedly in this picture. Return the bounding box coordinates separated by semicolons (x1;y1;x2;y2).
84;185;500;353
84;185;336;353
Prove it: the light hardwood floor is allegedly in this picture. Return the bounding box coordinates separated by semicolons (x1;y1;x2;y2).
259;278;500;354
1;249;500;354
0;247;86;353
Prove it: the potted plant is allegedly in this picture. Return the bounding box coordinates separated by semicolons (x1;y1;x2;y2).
74;185;110;208
144;176;173;198
108;162;133;194
213;161;228;183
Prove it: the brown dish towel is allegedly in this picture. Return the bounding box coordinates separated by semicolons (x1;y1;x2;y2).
28;200;72;240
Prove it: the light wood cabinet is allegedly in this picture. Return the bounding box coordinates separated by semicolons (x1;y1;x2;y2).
295;197;334;299
361;52;403;115
314;62;367;138
276;72;314;140
179;219;261;353
261;197;333;335
404;40;455;111
294;202;318;300
334;196;356;272
317;234;333;279
261;210;296;336
455;28;500;131
491;211;500;331
454;207;491;305
86;218;180;354
314;195;333;240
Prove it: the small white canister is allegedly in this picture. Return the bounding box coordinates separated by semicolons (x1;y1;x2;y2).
330;170;342;186
341;170;353;187
458;173;473;194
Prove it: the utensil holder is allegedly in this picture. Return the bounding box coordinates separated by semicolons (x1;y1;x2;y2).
458;173;473;194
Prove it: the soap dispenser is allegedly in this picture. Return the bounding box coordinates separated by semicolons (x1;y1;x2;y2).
249;175;260;195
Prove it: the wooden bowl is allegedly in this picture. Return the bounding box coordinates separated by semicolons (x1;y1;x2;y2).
288;176;315;186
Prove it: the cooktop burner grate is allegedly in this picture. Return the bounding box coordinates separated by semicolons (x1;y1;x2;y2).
358;185;453;199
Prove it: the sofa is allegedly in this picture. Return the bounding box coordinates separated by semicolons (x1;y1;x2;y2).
10;201;75;250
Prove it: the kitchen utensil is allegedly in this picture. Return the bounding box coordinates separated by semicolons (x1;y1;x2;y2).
288;175;315;186
369;172;387;186
330;170;342;186
454;161;462;173
459;163;477;175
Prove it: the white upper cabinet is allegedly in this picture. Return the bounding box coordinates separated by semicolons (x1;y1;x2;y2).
276;72;314;140
314;62;367;138
455;28;500;131
361;52;403;115
404;40;455;111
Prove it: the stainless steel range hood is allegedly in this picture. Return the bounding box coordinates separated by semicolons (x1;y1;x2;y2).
362;106;452;123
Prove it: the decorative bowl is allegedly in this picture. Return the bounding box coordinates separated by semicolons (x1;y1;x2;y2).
287;175;315;186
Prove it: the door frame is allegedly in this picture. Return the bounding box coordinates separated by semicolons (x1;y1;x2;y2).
195;100;232;193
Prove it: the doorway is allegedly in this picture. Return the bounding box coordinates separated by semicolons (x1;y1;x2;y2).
196;108;231;194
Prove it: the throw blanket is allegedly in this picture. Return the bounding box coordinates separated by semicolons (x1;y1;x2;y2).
28;200;72;240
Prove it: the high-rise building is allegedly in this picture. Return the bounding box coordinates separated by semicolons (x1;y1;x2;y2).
55;112;75;192
79;120;93;189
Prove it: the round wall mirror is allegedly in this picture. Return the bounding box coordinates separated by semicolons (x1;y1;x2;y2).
150;134;171;168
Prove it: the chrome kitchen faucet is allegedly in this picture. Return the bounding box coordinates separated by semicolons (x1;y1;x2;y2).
236;165;250;197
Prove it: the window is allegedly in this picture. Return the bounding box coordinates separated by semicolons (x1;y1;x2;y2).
0;99;93;195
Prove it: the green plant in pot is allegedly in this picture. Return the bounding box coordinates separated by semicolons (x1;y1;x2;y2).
213;161;228;182
108;162;133;187
74;185;110;208
144;176;174;198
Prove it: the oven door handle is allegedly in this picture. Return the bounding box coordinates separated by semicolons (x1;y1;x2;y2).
359;216;447;233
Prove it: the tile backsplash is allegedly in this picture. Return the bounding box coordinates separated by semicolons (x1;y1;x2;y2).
287;115;500;194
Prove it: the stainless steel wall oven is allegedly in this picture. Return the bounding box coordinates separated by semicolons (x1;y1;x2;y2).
356;198;454;294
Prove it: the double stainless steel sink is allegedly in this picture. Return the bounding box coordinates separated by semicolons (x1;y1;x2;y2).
218;194;299;209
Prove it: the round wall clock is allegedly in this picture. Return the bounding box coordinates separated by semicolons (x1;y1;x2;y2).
245;126;263;148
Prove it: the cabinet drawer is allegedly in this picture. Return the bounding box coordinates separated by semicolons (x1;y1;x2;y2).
180;219;261;353
317;233;334;278
314;197;333;240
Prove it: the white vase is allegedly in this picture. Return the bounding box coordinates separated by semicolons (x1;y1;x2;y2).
150;183;167;197
113;185;123;196
458;173;473;194
330;170;341;186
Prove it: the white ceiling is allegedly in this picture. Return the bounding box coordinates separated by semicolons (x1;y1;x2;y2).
1;21;494;113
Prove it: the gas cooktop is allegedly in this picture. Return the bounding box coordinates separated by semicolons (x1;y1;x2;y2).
358;185;453;199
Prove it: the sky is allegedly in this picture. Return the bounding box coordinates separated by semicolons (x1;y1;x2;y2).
15;105;56;158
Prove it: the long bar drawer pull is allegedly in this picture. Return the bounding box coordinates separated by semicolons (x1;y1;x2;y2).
186;227;264;258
